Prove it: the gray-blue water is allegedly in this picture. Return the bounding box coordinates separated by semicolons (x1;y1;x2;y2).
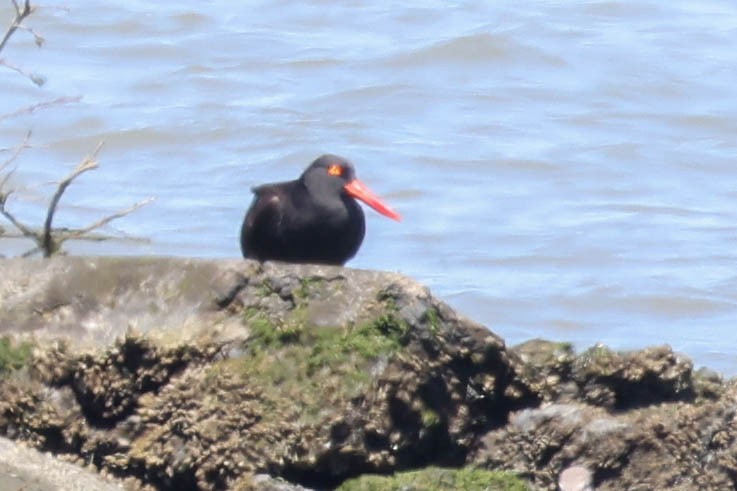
3;1;737;373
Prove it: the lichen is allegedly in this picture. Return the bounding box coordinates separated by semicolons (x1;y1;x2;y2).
337;466;530;491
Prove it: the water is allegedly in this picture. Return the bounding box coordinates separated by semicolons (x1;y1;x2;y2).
2;1;737;373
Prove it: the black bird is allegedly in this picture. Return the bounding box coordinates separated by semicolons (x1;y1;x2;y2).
240;154;401;265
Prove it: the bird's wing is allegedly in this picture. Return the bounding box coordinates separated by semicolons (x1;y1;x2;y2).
241;187;285;255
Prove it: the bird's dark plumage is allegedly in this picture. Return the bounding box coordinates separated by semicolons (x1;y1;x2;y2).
240;154;400;265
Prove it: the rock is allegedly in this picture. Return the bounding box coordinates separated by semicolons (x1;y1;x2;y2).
472;386;737;490
571;344;694;409
558;465;593;491
511;340;696;409
247;474;313;491
0;256;734;490
473;341;730;490
0;257;525;490
0;435;124;490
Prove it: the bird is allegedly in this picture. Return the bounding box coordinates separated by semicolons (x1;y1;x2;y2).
240;154;401;265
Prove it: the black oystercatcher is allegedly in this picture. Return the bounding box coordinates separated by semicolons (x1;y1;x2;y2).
240;154;401;265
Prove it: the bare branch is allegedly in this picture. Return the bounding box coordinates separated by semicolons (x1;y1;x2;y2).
0;96;82;121
0;4;152;257
0;57;45;85
0;169;15;191
0;132;36;242
0;0;33;55
20;246;40;257
42;141;105;256
0;129;31;175
0;189;38;239
16;23;43;46
0;0;44;85
2;227;151;244
64;197;155;239
1;139;152;257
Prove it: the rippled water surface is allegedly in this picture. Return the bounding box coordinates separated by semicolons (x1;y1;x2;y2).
3;1;737;372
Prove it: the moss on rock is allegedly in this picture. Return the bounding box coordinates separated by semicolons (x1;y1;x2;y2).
337;466;529;491
0;336;33;374
215;313;410;426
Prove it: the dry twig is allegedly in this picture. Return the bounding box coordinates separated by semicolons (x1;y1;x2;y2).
0;0;45;86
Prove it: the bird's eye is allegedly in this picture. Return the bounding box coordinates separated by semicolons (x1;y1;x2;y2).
327;164;343;177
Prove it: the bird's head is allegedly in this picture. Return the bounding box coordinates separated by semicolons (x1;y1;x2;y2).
302;154;401;221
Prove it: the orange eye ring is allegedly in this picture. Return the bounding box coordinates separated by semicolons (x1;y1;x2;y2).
328;164;343;176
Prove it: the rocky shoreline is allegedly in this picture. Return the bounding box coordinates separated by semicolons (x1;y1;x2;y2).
0;257;734;490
